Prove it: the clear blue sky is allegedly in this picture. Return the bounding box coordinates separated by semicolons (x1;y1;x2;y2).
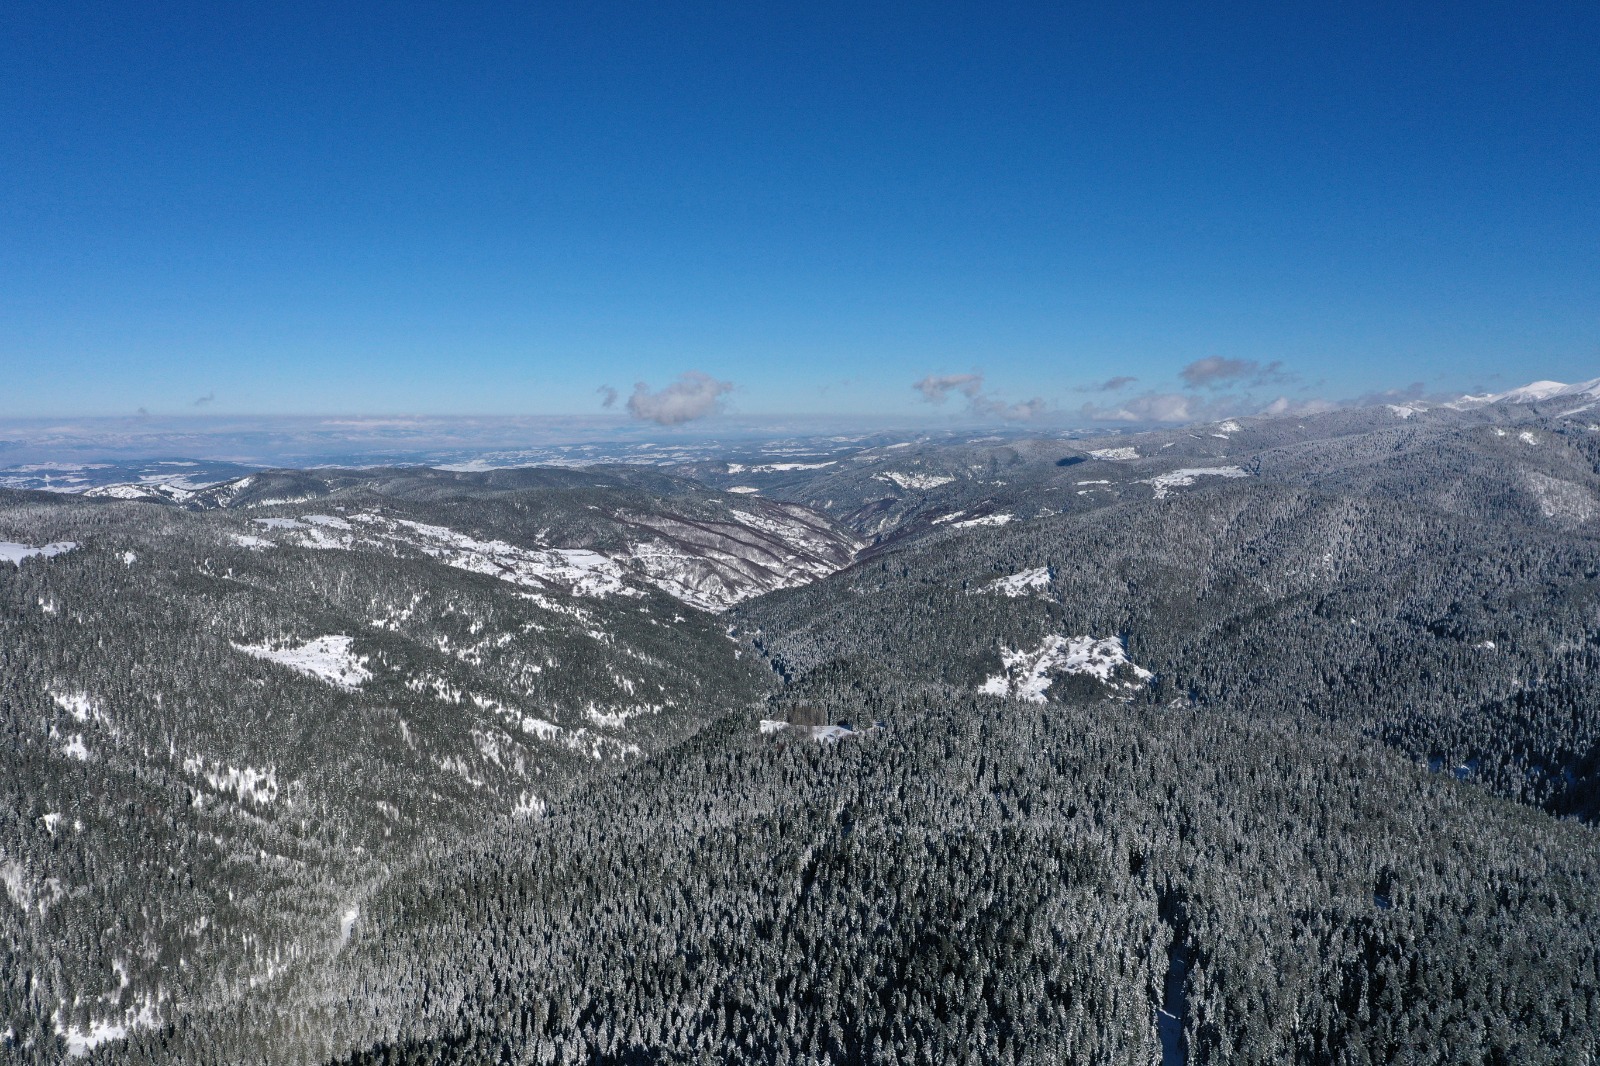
3;1;1597;421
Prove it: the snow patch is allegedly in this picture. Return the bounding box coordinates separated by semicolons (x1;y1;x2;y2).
233;635;372;690
985;567;1051;597
1089;447;1139;461
952;513;1013;529
182;756;279;804
512;792;546;819
876;471;956;490
53;691;107;724
0;541;78;565
1524;472;1597;525
981;635;1151;702
1139;467;1249;499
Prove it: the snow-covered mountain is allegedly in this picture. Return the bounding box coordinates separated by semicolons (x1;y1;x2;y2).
1451;376;1600;409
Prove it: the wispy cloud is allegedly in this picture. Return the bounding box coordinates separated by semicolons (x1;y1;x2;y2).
913;373;985;404
626;371;734;425
1180;357;1288;390
912;372;1046;421
1074;375;1138;393
193;392;215;407
597;385;618;409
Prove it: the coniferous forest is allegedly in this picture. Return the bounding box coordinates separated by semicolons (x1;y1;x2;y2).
4;400;1600;1064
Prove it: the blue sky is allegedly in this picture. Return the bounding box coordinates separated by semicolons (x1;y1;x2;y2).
3;2;1597;423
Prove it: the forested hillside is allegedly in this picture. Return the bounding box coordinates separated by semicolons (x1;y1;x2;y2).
4;398;1600;1063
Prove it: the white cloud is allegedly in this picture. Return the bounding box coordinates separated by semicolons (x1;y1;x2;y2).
626;372;734;425
913;373;1046;421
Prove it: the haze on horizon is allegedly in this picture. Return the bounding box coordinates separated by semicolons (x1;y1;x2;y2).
3;2;1597;426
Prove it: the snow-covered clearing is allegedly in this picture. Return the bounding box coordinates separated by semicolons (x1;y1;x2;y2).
985;567;1051;597
727;461;836;473
1089;447;1138;460
182;756;279;805
56;1004;158;1059
759;720;870;743
876;471;956;490
233;635;372;690
952;513;1013;529
1139;467;1249;499
0;541;78;565
981;635;1152;702
53;691;108;724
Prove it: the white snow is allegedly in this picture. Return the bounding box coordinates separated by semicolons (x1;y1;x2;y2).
986;567;1051;597
182;756;279;804
251;517;306;529
121;551;137;565
727;486;761;493
233;635;372;690
1524;472;1597;525
876;471;956;490
981;635;1152;702
59;734;89;760
229;533;275;549
759;719;789;735
732;461;836;473
1450;377;1600;408
1387;404;1420;418
355;515;638;599
1139;467;1249;499
53;691;106;724
1215;420;1242;433
511;792;547;820
339;905;359;945
58;1019;128;1058
1518;430;1539;445
1089;447;1139;461
301;514;352;529
0;541;78;565
952;513;1013;529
